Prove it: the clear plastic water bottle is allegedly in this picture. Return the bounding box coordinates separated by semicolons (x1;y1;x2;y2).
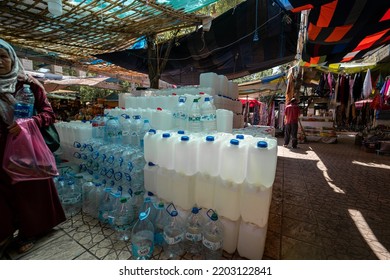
131;208;155;260
113;197;135;241
173;96;187;130
121;114;133;145
130;115;143;147
13;84;35;120
163;203;185;259
104;116;122;145
107;191;121;226
61;180;82;218
201;97;217;132
91;114;107;139
187;98;202;133
139;197;157;225
154;201;168;247
202;209;224;260
98;187;114;224
185;206;205;256
140;119;152;149
81;177;95;215
54;176;65;201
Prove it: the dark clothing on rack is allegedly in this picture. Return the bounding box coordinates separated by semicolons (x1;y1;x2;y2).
353;73;363;100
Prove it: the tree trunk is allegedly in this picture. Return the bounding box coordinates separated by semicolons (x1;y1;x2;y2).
146;31;179;89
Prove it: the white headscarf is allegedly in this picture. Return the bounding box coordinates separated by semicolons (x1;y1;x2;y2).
0;38;26;125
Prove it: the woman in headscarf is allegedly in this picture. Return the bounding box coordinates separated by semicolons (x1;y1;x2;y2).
0;38;66;256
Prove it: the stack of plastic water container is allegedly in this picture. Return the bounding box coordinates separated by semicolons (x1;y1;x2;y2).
143;130;277;259
54;120;93;160
199;72;243;128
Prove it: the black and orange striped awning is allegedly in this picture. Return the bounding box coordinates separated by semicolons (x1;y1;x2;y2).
278;0;390;65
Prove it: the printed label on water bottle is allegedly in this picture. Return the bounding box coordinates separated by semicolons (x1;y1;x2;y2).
132;244;152;258
179;112;187;120
14;103;33;118
188;116;201;122
202;238;222;251
201;113;216;122
185;232;202;242
163;232;184;245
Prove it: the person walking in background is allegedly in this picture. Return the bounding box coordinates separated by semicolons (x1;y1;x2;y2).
0;38;66;257
284;97;300;149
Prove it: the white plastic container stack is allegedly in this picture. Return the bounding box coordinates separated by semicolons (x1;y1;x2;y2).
237;221;268;260
155;132;175;170
218;75;228;96
240;182;272;228
213;177;241;221
155;167;174;203
143;129;159;164
172;172;196;211
195;135;221;210
173;135;199;176
198;135;221;176
194;173;216;210
240;138;277;227
219;138;248;184
199;72;219;95
228;80;239;100
220;216;240;254
246;138;278;187
172;135;198;210
144;162;158;194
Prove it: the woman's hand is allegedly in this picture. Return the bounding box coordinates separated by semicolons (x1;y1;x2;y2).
7;121;22;136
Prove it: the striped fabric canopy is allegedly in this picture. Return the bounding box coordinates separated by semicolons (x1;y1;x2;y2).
277;0;390;65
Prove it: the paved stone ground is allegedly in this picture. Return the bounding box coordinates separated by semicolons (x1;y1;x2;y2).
264;134;390;260
2;134;390;260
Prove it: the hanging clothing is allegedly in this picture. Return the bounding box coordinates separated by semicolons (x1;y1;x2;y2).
349;74;356;103
353;72;363;101
362;69;373;99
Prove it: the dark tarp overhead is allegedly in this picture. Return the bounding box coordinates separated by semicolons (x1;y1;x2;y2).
277;0;390;65
96;0;299;86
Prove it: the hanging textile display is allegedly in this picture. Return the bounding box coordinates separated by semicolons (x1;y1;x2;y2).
353;73;363;101
268;101;275;127
362;69;373;99
253;102;260;125
259;102;268;126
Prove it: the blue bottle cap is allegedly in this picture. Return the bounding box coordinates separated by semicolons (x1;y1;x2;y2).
171;210;178;217
210;212;218;221
147;191;155;196
149;129;156;134
191;207;199;214
236;134;244;140
148;162;156;166
181;135;190;141
162;133;171;138
206;136;215;142
205;97;210;101
140;208;151;221
230;139;239;145
178;130;185;134
257;141;268;148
